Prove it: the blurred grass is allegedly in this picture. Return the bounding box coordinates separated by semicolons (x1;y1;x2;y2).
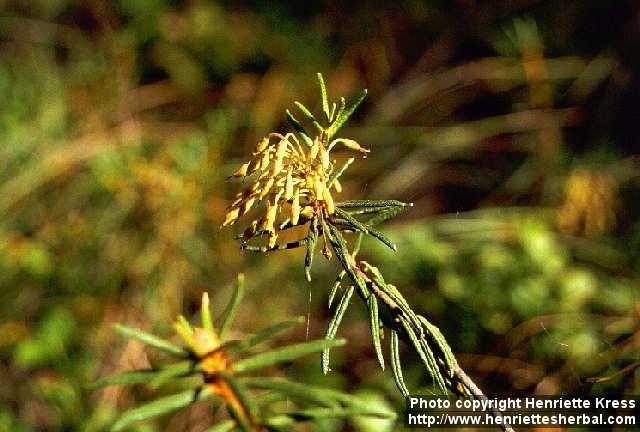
0;0;639;430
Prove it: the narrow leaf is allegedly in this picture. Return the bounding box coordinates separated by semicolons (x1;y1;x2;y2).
233;339;345;373
317;73;330;121
229;317;305;354
220;273;245;339
111;388;212;431
345;207;386;216
304;219;318;282
285;407;395;420
334;208;396;251
89;369;157;389
366;205;412;227
322;285;354;374
353;232;364;256
327;89;367;139
390;330;409;396
149;361;195;389
328;270;346;308
399;316;447;394
336;199;412;209
286;110;313;147
204;419;235;432
294;101;323;133
367;296;385;370
201;292;213;332
327;157;354;189
326;223;367;297
241;377;338;408
114;324;188;358
418;315;457;378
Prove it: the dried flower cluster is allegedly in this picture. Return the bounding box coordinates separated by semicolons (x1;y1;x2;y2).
223;132;368;248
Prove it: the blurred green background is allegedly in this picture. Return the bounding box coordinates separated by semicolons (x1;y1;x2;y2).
1;0;639;430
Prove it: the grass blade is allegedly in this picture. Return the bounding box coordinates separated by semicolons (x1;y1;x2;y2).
114;324;188;358
322;285;354;374
220;273;245;339
233;339;345;373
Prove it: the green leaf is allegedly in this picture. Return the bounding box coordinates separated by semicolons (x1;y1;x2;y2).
233;338;345;373
241;377;339;408
283;407;395;420
418;315;457;378
236;317;305;352
114;324;189;358
353;232;364;256
334;208;397;251
326;223;368;297
220;273;245;340
345;207;387;216
203;419;235;432
201;292;214;332
317;73;330;122
304;219;318;282
322;285;354;374
360;262;421;327
390;330;409;396
149;360;196;389
111;388;212;431
286;110;314;147
327;89;367;139
294;101;323;133
327;157;354;189
399;316;447;394
328;270;345;308
89;369;158;389
367;296;385;370
174;315;193;343
365;205;412;227
336;200;412;209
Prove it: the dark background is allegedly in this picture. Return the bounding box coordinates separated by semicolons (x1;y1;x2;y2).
1;0;639;430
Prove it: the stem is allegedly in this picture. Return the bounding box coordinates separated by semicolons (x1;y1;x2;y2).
342;249;514;432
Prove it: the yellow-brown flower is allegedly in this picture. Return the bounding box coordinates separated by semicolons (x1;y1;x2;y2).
223;132;368;249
